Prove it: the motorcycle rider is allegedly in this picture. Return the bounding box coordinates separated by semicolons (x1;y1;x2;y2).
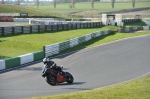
42;57;65;77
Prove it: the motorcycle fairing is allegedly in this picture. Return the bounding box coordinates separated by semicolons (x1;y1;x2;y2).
57;73;66;83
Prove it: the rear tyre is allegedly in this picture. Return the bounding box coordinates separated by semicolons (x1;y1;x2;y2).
46;75;57;86
65;72;74;84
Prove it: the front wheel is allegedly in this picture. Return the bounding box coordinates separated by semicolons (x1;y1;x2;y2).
65;72;74;84
46;75;57;86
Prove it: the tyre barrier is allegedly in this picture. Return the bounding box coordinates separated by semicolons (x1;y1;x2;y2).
0;22;103;36
44;30;111;58
118;26;150;33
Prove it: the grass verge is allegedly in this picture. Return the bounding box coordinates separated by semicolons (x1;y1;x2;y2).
27;74;150;99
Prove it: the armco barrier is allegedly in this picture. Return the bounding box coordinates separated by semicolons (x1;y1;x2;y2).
44;30;111;58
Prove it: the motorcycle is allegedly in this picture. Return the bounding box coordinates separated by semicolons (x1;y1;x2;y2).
42;65;74;85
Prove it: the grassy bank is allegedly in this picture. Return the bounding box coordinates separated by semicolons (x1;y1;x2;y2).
28;74;150;99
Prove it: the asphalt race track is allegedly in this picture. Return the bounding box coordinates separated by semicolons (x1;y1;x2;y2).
0;35;150;99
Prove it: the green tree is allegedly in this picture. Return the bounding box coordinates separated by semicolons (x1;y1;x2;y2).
91;0;94;9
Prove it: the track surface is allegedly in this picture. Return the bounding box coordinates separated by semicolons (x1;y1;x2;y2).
0;35;150;99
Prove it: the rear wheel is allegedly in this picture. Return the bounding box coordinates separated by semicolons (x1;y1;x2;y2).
46;75;57;86
65;72;74;84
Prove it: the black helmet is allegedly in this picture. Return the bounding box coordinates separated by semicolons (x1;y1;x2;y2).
43;58;50;64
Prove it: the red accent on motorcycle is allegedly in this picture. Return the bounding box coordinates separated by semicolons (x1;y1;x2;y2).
57;73;66;83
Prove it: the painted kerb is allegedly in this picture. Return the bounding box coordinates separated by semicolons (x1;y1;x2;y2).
0;51;44;70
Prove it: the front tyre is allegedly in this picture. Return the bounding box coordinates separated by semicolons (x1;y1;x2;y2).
65;72;74;84
46;75;57;86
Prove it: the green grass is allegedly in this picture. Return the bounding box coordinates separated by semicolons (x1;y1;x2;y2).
0;26;116;59
27;74;150;99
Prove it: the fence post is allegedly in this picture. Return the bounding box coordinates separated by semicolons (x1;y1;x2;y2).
57;24;59;31
38;25;40;32
89;23;91;28
43;46;45;58
71;24;73;29
75;24;77;29
21;26;23;34
99;22;101;27
30;26;32;33
66;24;68;30
79;23;81;29
62;24;64;30
85;23;88;28
12;27;14;35
45;25;47;32
2;27;4;36
51;25;53;31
